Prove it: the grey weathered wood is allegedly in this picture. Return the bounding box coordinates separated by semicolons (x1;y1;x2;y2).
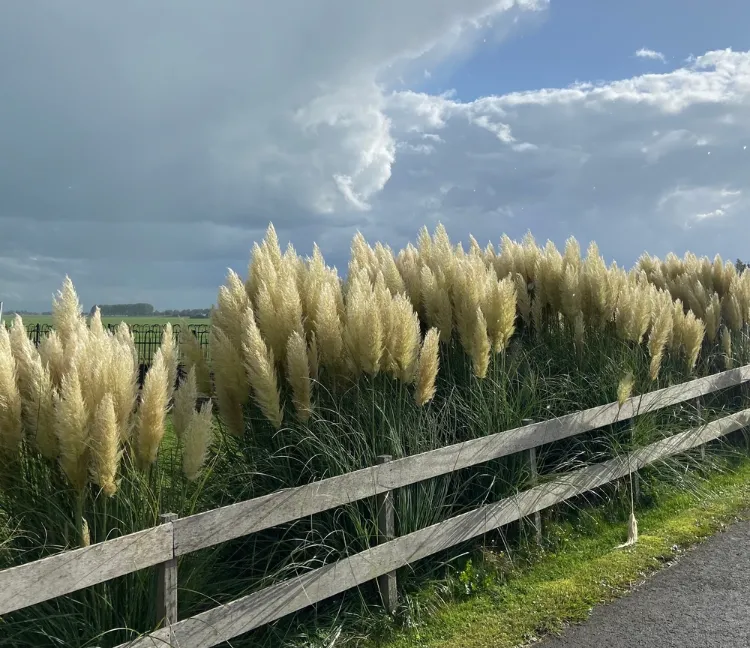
527;446;542;545
697;396;706;460
118;408;750;648
0;524;173;616
173;365;750;556
376;455;397;614
4;365;749;625
156;513;178;635
629;423;641;502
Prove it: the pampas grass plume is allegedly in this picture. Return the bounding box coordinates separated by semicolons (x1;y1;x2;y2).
315;282;344;370
135;349;170;468
682;311;705;372
471;308;491;379
210;326;248;437
173;366;198;441
286;331;312;422
90;392;120;496
160;323;178;397
56;369;89;492
182;400;215;481
617;371;634;408
415;328;440;406
180;323;212;395
241;306;283;428
28;357;57;459
721;326;732;370
39;330;66;390
0;326;23;453
52;276;83;351
648;302;673;381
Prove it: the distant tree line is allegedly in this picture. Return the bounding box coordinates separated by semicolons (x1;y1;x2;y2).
157;308;211;319
737;259;748;274
92;303;211;318
94;303;155;317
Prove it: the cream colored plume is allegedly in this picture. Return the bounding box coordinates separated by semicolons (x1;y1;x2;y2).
56;369;89;492
210;325;249;437
90;392;120;496
721;326;732;370
617;372;635;408
159;323;179;397
471;308;491;379
415;328;440;406
182;400;215;481
286;331;312;422
241;306;283;428
135;349;170;468
179;322;212;395
173;366;198;441
647;301;673;381
343;269;384;375
315;282;345;371
0;326;23;453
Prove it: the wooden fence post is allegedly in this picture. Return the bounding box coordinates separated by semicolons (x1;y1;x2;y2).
697;396;705;460
630;423;641;502
376;455;397;614
156;513;178;634
527;447;543;546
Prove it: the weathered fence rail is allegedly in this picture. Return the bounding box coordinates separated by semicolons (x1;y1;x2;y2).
1;364;749;648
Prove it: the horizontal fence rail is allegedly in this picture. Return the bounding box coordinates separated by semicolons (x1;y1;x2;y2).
0;525;174;616
0;364;749;647
118;408;750;648
173;364;750;556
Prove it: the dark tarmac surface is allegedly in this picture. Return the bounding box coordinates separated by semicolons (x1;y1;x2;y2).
538;517;750;647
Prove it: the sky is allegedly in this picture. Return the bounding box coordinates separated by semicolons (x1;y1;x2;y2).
2;1;750;312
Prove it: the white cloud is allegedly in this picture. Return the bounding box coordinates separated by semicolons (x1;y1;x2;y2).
374;48;750;262
636;48;667;63
0;0;548;309
2;2;750;310
657;186;742;227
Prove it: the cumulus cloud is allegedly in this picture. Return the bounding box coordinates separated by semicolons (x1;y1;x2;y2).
1;2;750;312
377;48;750;266
0;0;546;309
635;48;667;63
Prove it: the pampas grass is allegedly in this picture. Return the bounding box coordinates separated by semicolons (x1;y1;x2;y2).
0;325;22;453
182;400;214;481
415;328;440;406
3;226;750;647
135;349;170;468
241;305;283;429
286;331;312;422
173;366;198;441
90;392;120;496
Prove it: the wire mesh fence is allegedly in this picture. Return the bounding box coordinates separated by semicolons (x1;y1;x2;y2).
15;322;211;386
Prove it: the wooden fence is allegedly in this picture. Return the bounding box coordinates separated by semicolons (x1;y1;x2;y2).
1;365;750;647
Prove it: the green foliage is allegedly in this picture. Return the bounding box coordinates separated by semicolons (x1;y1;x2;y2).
369;453;750;648
0;322;749;647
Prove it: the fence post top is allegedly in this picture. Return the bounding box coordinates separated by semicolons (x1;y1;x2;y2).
159;513;178;523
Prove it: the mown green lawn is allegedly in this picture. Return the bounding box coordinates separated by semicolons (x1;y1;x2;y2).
368;457;750;648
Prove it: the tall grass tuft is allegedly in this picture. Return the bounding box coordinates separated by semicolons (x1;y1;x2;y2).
2;225;750;647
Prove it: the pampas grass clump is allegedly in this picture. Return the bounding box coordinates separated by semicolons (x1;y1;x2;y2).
2;223;750;648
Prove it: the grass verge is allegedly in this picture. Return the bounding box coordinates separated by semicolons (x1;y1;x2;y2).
367;454;750;648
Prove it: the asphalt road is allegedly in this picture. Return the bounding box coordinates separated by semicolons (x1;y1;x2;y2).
538;517;750;647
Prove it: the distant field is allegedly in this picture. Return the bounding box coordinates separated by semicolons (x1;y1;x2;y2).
2;315;210;328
